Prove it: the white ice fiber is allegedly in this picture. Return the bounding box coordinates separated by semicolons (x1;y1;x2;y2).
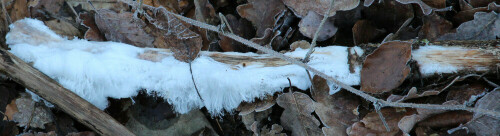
6;18;361;115
412;45;461;76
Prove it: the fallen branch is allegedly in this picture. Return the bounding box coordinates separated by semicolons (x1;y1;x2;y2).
0;28;134;136
151;6;500;118
7;17;500;118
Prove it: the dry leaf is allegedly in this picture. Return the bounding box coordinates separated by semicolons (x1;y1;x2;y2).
1;85;17;121
282;0;360;17
347;108;415;136
396;0;450;15
18;131;56;136
241;109;272;132
237;95;276;115
298;11;337;41
44;19;81;39
218;14;255;52
66;0;128;12
95;9;154;47
311;75;359;136
259;124;286;136
361;41;411;94
289;40;310;51
387;76;462;102
250;28;275;53
29;0;64;18
236;0;286;37
194;0;218;50
446;83;488;104
79;12;106;41
363;0;414;34
142;6;203;62
277;92;322;136
352;20;386;45
417;111;472;128
463;90;500;136
452;1;500;25
5;0;29;22
12;93;54;129
469;0;500;7
419;13;453;41
398;101;460;134
438;11;499;40
4;99;17;121
66;131;96;136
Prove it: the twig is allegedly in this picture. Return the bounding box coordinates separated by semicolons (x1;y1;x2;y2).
302;0;333;99
302;0;335;63
86;0;97;12
0;110;6;121
374;102;390;132
190;62;204;102
65;1;80;23
119;0;500;118
482;77;499;88
24;102;38;132
215;118;224;135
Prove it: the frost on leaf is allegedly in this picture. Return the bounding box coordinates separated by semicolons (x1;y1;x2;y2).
298;11;337;41
277;92;322;136
143;6;202;62
311;75;359;136
463;90;500;136
438;12;500;41
94;9;154;47
282;0;360;17
396;0;450;15
236;0;286;37
361;41;411;93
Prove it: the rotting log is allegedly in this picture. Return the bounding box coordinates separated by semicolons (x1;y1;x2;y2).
0;48;135;136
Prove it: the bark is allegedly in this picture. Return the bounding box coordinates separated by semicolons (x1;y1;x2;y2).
0;48;135;136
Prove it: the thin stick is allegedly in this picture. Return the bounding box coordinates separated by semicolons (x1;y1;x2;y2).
215;118;224;135
0;110;6;121
65;1;80;23
374;103;391;132
190;62;204;101
302;0;335;63
119;0;500;118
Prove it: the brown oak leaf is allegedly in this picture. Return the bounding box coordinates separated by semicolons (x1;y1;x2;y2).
277;92;322;136
361;41;411;93
236;0;287;37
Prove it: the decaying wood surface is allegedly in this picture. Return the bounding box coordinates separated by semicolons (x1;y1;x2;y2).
0;48;135;136
139;40;500;75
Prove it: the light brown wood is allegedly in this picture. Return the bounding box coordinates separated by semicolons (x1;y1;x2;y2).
0;48;135;136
